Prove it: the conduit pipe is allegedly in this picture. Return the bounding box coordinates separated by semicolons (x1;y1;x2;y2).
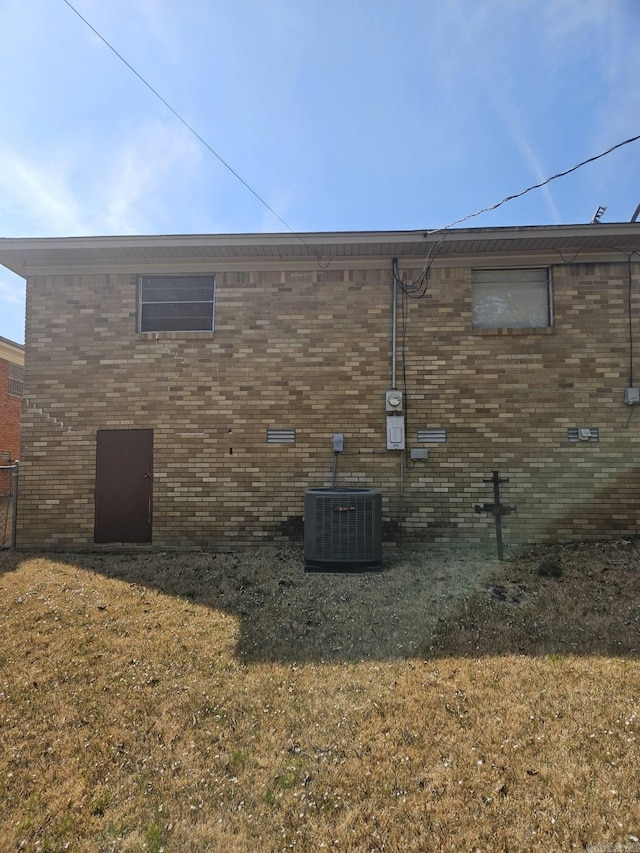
391;257;398;388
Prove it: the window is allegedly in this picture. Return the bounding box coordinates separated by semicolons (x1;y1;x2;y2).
472;268;551;329
8;364;23;397
138;275;215;332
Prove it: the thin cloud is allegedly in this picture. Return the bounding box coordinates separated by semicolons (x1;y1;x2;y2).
0;120;203;238
448;0;562;223
509;119;561;224
68;0;183;62
444;0;631;223
0;147;89;236
102;121;203;234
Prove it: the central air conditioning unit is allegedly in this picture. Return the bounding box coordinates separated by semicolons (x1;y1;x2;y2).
304;487;382;573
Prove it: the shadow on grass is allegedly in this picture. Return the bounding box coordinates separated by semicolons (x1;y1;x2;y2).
2;539;639;663
0;551;22;573
0;494;16;549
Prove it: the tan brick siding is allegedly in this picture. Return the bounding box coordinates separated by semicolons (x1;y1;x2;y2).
17;261;640;548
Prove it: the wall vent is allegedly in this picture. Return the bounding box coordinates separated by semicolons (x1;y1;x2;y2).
304;488;382;572
267;428;296;444
417;428;447;443
568;427;599;443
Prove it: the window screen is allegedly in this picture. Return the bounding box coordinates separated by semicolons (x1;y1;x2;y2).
472;268;551;329
139;275;215;332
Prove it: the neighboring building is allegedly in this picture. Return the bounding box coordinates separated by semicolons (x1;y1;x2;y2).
0;335;24;464
0;336;23;509
0;224;639;549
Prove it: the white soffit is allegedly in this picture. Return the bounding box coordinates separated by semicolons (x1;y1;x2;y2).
0;224;639;276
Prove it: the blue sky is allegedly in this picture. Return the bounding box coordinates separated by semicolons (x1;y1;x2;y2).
1;0;639;344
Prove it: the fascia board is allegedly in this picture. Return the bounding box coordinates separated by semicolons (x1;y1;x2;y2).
16;249;638;278
1;222;638;246
0;337;24;365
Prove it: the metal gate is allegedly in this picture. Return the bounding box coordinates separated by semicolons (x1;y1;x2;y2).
0;462;19;549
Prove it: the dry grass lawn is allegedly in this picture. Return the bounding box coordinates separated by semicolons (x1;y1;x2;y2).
0;540;638;852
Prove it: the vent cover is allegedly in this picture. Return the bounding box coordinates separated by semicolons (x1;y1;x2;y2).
567;427;599;443
417;428;447;443
267;428;296;444
304;488;382;573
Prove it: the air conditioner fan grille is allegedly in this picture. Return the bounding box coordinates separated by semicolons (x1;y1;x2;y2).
304;488;382;572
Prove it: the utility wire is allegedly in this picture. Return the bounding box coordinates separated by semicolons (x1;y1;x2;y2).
428;133;640;235
394;230;448;298
61;0;301;239
394;133;640;291
61;0;640;260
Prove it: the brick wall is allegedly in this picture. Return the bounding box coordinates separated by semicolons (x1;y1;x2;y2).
16;260;640;548
0;359;21;463
0;353;22;501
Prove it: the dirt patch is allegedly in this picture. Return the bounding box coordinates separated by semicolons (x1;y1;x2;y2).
429;538;640;657
2;539;639;663
46;544;502;663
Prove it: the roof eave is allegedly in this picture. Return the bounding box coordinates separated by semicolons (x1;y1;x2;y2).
1;223;639;277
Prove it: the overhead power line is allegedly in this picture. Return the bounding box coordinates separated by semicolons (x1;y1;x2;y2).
61;0;298;236
397;132;640;293
62;0;639;252
430;133;640;234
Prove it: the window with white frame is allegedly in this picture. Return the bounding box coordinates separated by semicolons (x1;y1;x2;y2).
472;268;551;329
138;275;216;332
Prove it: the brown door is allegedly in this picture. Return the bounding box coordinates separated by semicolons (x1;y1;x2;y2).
94;429;153;543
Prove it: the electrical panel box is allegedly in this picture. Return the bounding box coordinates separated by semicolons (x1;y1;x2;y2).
409;447;429;460
386;416;405;450
332;433;344;452
624;387;640;405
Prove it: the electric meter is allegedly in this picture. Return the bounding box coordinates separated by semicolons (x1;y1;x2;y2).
385;390;403;412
